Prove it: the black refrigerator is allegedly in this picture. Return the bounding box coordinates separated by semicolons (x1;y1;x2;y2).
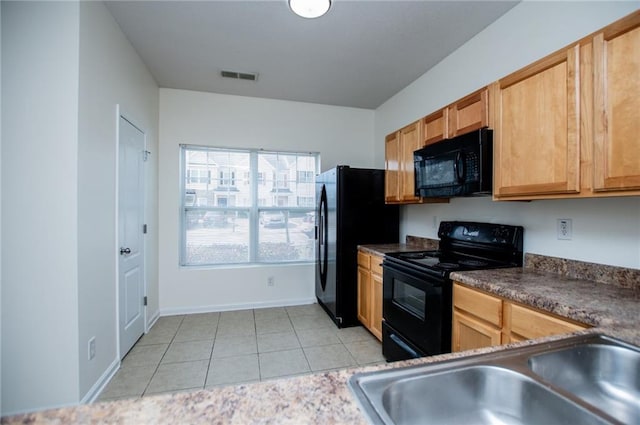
315;166;399;328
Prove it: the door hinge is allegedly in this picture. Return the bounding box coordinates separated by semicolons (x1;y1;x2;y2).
143;296;148;306
143;224;148;234
143;150;151;162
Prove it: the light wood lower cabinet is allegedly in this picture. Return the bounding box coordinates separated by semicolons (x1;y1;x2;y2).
506;302;587;342
452;282;589;352
453;312;502;353
357;250;383;341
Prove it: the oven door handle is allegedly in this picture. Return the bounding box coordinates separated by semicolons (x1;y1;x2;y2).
389;333;420;358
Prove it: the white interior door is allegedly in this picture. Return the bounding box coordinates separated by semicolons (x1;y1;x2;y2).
118;115;146;358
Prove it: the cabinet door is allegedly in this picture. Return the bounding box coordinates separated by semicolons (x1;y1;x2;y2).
593;15;640;192
370;271;383;341
452;311;502;352
384;131;400;203
448;87;489;138
357;265;371;328
423;108;448;146
494;46;581;197
399;121;422;202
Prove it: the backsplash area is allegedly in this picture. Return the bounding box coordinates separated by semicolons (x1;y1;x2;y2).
525;253;640;291
406;235;439;250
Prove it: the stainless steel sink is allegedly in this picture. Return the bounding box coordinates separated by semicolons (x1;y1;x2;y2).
349;334;639;425
528;343;640;424
380;365;607;425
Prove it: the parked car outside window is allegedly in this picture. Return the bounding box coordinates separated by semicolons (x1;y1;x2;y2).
260;211;285;228
202;211;227;228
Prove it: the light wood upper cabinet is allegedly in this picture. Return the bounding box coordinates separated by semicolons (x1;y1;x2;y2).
448;87;490;138
422;108;448;146
385;121;423;204
492;11;640;200
384;131;400;203
421;87;490;146
593;15;640;192
493;45;581;198
399;121;422;202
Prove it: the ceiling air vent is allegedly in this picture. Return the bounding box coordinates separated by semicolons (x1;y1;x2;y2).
221;70;258;81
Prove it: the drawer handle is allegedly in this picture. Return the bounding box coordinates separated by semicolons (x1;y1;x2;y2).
389;333;419;358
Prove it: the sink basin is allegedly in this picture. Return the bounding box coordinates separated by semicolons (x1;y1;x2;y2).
349;334;638;425
380;365;606;425
529;343;640;424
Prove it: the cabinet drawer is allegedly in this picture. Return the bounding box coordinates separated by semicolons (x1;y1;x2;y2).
509;303;587;340
357;251;370;268
370;255;383;275
454;284;502;327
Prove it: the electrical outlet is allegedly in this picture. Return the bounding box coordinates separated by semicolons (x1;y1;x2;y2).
557;219;572;240
267;276;275;287
88;337;96;360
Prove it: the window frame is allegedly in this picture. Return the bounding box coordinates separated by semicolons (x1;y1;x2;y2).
180;145;320;267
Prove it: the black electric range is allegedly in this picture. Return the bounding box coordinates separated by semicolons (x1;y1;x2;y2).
382;221;524;362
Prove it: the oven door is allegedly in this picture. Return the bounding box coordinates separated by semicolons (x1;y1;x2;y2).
382;261;451;358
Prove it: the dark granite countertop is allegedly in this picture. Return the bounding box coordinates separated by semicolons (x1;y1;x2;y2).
358;235;439;256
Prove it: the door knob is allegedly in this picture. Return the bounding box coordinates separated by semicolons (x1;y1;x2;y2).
120;247;131;255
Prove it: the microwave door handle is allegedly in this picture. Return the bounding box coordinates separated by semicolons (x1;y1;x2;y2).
454;151;466;183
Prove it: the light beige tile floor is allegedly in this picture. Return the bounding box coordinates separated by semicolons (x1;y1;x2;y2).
98;303;385;402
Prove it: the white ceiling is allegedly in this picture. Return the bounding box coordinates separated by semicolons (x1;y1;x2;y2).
105;0;519;109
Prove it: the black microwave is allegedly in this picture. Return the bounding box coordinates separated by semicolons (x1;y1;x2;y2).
414;127;493;198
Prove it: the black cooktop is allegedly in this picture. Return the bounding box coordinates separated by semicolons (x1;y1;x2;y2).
384;221;524;277
385;250;508;273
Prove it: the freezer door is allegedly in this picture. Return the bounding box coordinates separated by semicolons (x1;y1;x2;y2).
316;169;338;322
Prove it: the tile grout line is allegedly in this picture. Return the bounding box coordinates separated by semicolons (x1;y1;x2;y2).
252;309;265;382
141;315;185;397
201;315;219;390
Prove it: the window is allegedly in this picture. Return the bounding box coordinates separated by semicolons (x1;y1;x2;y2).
298;170;314;183
181;146;319;266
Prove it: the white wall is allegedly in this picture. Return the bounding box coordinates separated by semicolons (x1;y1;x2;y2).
0;2;3;413
77;1;159;401
375;1;640;269
159;89;374;313
0;1;158;415
1;1;81;414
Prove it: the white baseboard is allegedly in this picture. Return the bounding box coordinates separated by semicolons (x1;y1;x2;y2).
81;357;120;405
160;297;317;316
146;308;161;332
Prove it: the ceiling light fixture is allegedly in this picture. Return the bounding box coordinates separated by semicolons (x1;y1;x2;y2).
288;0;331;19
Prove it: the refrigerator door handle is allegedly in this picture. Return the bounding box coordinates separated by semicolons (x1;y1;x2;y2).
318;184;329;291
